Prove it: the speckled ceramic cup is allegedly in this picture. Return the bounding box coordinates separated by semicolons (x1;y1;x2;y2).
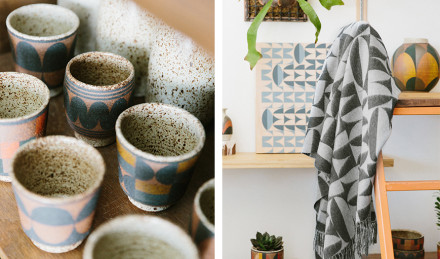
190;179;215;259
0;72;50;182
64;51;135;147
6;4;79;97
115;103;205;212
11;136;105;253
83;215;198;259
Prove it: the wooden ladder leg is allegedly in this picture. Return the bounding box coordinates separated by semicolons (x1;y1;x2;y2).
374;152;394;258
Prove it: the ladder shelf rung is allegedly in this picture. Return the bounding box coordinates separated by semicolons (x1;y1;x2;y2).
386;180;440;191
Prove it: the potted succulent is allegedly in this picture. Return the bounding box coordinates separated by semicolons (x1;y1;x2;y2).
435;194;440;258
251;232;284;259
245;0;344;69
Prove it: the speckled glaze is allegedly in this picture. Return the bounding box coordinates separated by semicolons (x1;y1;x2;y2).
251;248;284;259
0;72;49;182
115;103;205;212
96;0;163;97
146;25;215;125
190;179;214;259
64;51;135;147
57;0;100;54
83;215;199;259
11;136;105;253
6;4;79;97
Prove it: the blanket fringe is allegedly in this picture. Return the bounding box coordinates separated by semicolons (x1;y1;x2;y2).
314;219;377;259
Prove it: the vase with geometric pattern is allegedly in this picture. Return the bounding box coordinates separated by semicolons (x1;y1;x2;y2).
392;38;440;91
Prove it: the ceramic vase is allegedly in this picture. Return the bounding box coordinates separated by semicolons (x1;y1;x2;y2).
392;38;440;91
96;0;162;97
57;0;100;54
437;241;440;259
6;4;79;97
251;248;284;259
146;24;215;125
222;108;233;141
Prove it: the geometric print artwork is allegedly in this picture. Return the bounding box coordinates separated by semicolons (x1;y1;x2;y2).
255;42;330;153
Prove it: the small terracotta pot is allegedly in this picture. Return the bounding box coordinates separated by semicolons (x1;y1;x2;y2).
437;241;440;259
190;179;215;259
64;51;135;147
394;249;424;259
11;136;105;253
0;72;50;182
115;103;205;212
83;215;198;259
251;247;284;259
392;229;424;251
6;4;79;97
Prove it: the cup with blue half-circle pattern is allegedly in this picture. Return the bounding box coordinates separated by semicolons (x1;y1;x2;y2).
115;103;206;212
6;4;79;97
64;51;135;147
11;135;105;253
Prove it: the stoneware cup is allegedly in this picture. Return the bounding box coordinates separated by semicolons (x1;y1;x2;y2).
64;51;135;147
6;4;79;97
11;136;105;253
83;215;198;259
115;103;205;212
0;72;50;182
190;178;215;259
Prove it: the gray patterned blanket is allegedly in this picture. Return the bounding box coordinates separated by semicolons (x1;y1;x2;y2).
302;22;401;259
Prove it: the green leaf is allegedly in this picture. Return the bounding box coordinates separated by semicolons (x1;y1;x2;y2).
297;0;322;43
244;0;273;70
257;232;263;240
319;0;344;10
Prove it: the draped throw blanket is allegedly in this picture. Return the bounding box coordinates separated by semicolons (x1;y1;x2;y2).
302;22;401;259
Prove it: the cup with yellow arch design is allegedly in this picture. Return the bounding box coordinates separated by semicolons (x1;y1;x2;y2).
115;103;206;212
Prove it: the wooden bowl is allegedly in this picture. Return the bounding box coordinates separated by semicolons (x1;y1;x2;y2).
392;229;424;251
394;249;424;259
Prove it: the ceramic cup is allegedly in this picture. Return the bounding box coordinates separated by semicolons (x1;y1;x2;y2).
83;215;199;259
11;136;105;253
64;51;135;147
0;72;50;182
190;178;215;259
6;4;79;97
115;103;205;212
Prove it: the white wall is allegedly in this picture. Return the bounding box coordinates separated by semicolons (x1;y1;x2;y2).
223;0;440;258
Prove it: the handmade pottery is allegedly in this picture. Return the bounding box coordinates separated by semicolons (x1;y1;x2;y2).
394;249;424;259
258;0;296;7
11;136;105;253
115;103;206;212
190;179;214;259
64;51;135;147
57;0;100;54
391;229;424;251
96;0;162;97
146;24;215;125
6;4;79;97
392;38;440;91
437;241;440;259
83;215;198;259
251;248;284;259
222;108;233;141
0;72;49;182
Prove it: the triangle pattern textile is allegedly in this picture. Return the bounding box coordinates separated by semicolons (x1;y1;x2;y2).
302;22;401;259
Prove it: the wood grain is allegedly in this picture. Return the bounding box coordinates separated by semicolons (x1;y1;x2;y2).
223;152;394;169
0;0;56;54
397;92;440;107
0;52;214;259
133;0;214;55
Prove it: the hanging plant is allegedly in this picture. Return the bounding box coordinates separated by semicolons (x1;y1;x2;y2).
245;0;344;70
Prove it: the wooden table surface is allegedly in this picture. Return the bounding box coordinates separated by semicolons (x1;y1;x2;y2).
0;52;214;259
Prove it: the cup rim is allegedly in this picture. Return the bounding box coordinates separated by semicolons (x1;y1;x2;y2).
0;72;50;123
65;51;135;91
6;3;80;42
10;135;106;204
83;215;199;259
194;178;215;233
115;103;206;163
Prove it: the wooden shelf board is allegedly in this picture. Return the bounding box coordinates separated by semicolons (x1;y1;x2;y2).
223;152;394;169
364;252;437;259
395;92;440;115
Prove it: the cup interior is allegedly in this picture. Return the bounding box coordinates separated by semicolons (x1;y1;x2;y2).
199;185;215;226
119;104;204;157
69;52;132;86
13;137;104;197
8;4;78;38
89;216;197;259
0;73;48;119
